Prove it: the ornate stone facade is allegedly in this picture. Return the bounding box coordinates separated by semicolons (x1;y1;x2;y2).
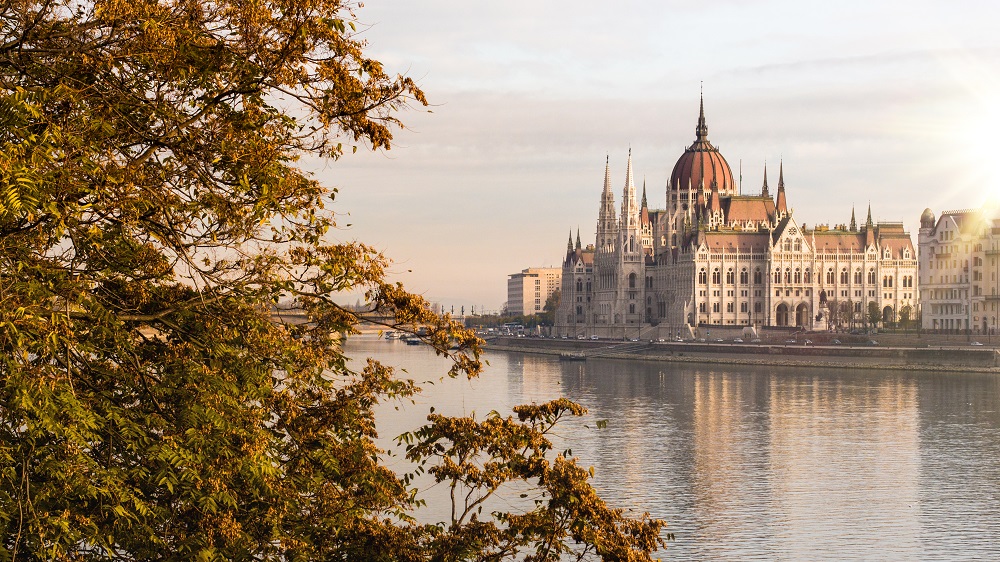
556;96;918;339
918;205;1000;333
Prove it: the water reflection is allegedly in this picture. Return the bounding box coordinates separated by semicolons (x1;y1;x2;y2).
351;338;1000;560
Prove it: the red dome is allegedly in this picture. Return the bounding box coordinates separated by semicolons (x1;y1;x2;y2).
669;98;735;195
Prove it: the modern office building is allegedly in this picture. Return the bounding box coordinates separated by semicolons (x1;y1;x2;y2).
506;267;561;317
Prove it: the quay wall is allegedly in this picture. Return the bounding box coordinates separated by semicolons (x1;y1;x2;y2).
484;337;1000;372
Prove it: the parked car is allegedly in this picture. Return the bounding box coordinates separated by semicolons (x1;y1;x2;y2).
733;338;743;343
831;339;842;345
590;335;599;340
971;341;984;346
867;339;879;346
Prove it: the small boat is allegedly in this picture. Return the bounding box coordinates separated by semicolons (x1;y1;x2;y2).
559;353;587;361
384;331;399;340
402;336;422;346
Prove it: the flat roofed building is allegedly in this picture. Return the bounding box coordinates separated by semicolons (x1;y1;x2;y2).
507;267;562;317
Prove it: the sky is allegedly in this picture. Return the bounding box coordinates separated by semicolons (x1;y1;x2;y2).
315;0;1000;313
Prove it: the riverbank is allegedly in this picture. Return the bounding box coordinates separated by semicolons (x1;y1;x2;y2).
484;337;1000;373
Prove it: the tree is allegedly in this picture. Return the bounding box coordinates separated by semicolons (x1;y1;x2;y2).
826;298;840;329
868;301;882;331
538;289;560;327
899;304;912;331
0;1;665;559
842;300;855;331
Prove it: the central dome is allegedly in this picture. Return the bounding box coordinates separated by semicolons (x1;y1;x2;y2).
669;96;735;195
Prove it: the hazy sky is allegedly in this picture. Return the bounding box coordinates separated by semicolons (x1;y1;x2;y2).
318;0;1000;312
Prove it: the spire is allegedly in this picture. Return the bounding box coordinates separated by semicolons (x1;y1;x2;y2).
865;203;873;229
775;160;788;216
575;228;581;250
597;155;617;253
621;148;639;231
641;179;648;210
696;87;708;142
567;231;573;252
761;163;769;197
850;207;857;231
602;154;612;196
708;179;722;213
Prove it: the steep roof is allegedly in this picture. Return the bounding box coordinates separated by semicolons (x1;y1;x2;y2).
701;231;771;252
723;196;775;223
811;230;866;252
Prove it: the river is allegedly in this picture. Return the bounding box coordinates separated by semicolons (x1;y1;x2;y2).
349;336;1000;560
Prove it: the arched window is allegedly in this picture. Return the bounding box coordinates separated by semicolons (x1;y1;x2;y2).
840;268;848;284
576;279;583;292
712;268;721;284
794;239;802;251
827;268;834;284
740;268;749;284
888;277;893;288
868;269;876;284
854;269;862;284
804;269;812;284
628;273;637;288
794;268;801;284
784;268;791;283
726;268;735;284
698;269;707;284
754;268;762;284
774;269;781;284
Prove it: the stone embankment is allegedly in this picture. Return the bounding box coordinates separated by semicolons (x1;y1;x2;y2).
484;337;1000;373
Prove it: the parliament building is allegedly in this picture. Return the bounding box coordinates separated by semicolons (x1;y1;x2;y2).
555;96;918;339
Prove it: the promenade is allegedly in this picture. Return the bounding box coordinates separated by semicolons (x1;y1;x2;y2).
484;335;1000;373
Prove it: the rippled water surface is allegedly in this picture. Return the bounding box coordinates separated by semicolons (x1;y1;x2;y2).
349;337;1000;560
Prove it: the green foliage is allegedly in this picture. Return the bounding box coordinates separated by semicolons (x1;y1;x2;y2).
867;301;882;328
0;0;666;560
400;399;665;561
537;289;560;326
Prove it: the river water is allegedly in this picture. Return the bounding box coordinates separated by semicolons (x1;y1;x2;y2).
349;336;1000;560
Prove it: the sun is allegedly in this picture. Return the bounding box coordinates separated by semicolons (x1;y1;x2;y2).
965;105;1000;206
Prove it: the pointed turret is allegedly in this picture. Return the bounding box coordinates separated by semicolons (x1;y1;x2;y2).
567;231;573;253
708;179;722;213
865;203;875;246
761;163;769;197
575;228;581;250
620;149;640;234
850;207;857;231
775;160;788;217
696;90;709;142
597;155;617;253
641;180;648;210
